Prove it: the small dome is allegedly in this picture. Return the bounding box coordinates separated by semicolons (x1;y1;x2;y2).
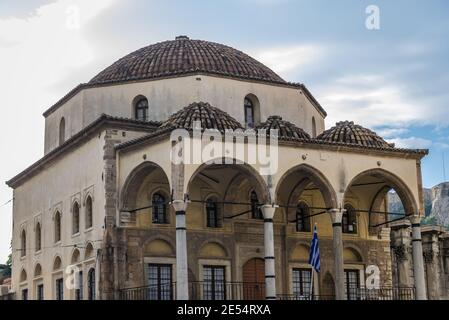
316;121;393;148
161;102;244;131
89;37;285;85
256;116;310;140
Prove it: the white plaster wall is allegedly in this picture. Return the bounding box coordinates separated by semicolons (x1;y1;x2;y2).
44;75;326;154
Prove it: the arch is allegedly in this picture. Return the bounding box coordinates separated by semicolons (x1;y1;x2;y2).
54;211;62;243
34;263;42;278
144;239;175;256
20;269;27;282
199;242;228;258
85;195;93;229
20;229;26;257
53;256;62;271
133;95;149;121
59;117;66;146
120;161;171;210
276;164;338;209
344;168;419;219
187;159;271;204
72;201;80;234
85;242;95;260
71;248;81;264
290;243;310;261
311;116;317;138
35;222;42;252
244;94;260;128
343;247;363;263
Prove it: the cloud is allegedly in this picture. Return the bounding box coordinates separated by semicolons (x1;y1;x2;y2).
316;73;447;129
376;128;409;138
0;0;118;263
386;137;433;149
251;44;324;77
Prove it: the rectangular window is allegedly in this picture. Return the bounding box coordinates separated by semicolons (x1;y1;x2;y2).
37;284;44;300
75;271;83;300
344;269;360;300
203;265;226;300
147;264;172;300
292;268;312;299
22;289;28;301
56;278;64;300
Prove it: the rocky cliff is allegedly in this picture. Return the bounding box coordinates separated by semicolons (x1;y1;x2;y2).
387;182;449;227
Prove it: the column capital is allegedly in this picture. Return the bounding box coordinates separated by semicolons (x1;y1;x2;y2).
409;215;422;226
171;199;189;212
261;204;278;220
328;208;346;224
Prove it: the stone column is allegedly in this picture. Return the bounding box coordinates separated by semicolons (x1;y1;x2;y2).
172;199;189;300
261;204;277;300
390;221;413;288
329;208;346;300
422;226;443;300
410;215;427;300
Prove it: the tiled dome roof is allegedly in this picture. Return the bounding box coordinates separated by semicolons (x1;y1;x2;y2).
161;102;244;131
89;36;285;85
316;121;393;148
256;116;310;141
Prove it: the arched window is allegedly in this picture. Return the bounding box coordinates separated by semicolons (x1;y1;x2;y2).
135;97;149;121
72;202;80;235
35;223;41;252
53;256;62;271
59;117;66;146
250;191;263;219
312;117;317;138
20;229;27;257
88;268;96;300
244;95;260;128
244;97;255;128
343;204;357;234
206;198;220;228
296;201;311;232
85;196;93;229
20;269;27;282
54;211;61;243
152;193;167;224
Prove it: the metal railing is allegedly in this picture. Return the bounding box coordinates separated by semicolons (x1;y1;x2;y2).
119;283;415;301
278;287;415;301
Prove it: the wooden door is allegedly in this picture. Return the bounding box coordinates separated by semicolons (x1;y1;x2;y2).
242;258;265;300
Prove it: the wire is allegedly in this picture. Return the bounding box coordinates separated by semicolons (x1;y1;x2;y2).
14;239;103;252
1;198;13;207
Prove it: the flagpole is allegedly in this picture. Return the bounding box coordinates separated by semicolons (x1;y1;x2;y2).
309;222;318;300
310;267;315;300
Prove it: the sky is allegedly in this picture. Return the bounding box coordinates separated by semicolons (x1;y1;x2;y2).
0;0;448;263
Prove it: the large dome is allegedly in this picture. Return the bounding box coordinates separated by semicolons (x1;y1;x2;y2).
89;36;285;85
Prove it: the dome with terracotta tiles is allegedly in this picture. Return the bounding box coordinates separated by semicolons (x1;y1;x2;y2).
256;116;311;141
161;101;244;131
89;36;285;85
316;121;393;148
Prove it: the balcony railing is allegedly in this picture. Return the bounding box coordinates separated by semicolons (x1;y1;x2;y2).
119;283;415;301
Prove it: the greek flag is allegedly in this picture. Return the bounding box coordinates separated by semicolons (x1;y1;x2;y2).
309;225;321;273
